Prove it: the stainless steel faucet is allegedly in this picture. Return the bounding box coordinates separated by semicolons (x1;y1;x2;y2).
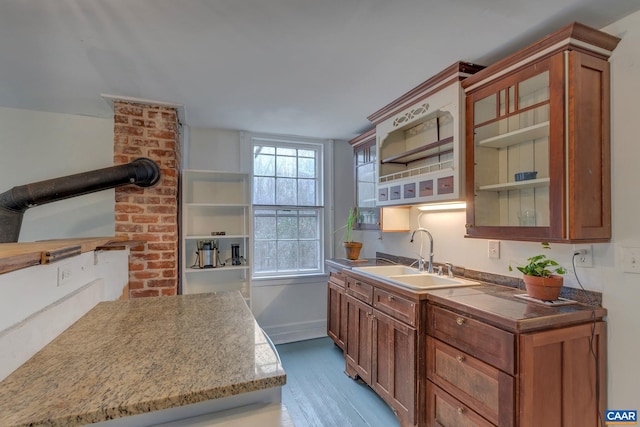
409;228;434;273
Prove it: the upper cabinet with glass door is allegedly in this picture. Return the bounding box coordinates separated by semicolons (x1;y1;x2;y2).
349;129;379;230
463;22;620;242
369;62;484;207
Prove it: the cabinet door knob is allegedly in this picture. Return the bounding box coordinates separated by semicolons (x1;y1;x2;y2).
456;355;465;363
456;317;465;326
465;223;473;229
457;407;465;415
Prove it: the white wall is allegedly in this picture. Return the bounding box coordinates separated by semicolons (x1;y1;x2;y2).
188;127;344;343
0;107;115;242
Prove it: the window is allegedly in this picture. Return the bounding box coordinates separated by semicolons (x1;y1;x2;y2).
252;138;324;277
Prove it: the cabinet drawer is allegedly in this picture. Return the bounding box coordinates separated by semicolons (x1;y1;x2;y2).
426;381;494;427
329;271;345;288
346;277;374;304
427;337;514;426
373;288;416;327
428;305;515;374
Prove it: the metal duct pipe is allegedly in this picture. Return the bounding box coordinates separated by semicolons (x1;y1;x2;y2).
0;157;161;243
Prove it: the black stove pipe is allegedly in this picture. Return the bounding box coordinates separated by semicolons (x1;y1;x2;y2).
0;157;161;243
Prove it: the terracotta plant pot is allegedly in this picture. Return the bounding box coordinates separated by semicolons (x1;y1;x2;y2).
522;274;564;301
343;241;363;260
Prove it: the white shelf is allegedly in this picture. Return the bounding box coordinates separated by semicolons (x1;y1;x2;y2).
478;177;550;192
185;203;250;208
185;234;249;240
185;265;250;273
478;121;550;149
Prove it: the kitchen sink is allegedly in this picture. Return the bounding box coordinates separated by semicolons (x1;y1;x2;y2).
352;265;479;290
352;265;422;277
386;274;479;290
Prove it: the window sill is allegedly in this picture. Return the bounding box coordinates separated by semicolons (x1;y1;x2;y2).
251;273;328;287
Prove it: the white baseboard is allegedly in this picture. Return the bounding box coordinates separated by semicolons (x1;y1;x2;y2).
262;319;327;345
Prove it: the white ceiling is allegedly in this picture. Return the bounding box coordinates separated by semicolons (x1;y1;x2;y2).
1;1;638;141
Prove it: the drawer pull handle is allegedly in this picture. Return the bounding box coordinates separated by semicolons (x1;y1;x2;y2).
456;317;465;326
456;355;465;363
457;407;465;415
388;295;394;301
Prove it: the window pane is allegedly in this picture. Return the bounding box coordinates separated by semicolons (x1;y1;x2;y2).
254;240;277;271
298;213;317;239
254;214;276;239
253;177;275;204
298;149;315;158
254;153;275;176
298;157;315;178
255;145;275;155
298;179;316;206
277;241;298;270
276;178;297;205
276;155;297;178
276;147;296;156
277;213;298;239
299;241;319;269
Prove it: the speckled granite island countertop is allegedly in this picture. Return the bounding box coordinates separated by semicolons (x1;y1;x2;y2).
0;291;286;426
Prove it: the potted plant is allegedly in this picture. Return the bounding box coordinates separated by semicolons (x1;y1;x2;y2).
343;207;363;260
509;242;567;301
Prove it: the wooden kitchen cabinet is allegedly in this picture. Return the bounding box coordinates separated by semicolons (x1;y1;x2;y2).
327;271;347;350
344;273;419;426
345;294;373;384
372;309;417;425
426;304;606;427
518;321;607;427
336;267;606;427
463;22;620;242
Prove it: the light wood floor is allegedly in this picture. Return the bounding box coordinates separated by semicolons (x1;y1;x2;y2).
276;337;400;427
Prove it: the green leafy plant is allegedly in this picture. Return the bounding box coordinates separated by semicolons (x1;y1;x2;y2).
344;206;359;242
509;242;567;277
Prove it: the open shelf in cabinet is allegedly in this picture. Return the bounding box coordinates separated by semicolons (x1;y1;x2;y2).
477;121;549;149
478;177;550;192
381;136;454;165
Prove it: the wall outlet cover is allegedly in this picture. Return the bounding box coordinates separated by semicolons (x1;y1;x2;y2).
622;247;640;274
488;240;500;259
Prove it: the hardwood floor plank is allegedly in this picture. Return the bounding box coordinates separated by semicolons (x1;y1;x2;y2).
277;337;400;427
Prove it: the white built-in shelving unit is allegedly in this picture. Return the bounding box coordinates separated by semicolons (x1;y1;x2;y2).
181;170;251;306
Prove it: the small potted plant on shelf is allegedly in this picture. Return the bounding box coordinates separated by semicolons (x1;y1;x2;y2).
509;242;567;301
343;207;363;260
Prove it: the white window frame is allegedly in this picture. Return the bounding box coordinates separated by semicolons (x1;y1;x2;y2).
249;134;333;282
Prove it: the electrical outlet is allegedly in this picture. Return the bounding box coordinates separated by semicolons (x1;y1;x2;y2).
622;247;640;274
573;244;593;268
488;240;500;259
57;263;73;286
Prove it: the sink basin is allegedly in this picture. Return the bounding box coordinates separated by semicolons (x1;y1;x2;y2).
352;265;479;290
352;265;421;277
386;274;479;290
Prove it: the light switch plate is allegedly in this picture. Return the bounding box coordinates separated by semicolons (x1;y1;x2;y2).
622;247;640;274
488;240;500;259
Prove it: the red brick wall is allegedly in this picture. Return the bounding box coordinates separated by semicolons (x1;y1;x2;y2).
113;101;180;298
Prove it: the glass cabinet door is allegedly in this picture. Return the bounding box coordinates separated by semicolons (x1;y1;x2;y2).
355;141;380;229
470;64;552;233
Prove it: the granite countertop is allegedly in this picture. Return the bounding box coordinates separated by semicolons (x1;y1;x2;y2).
0;291;286;427
425;285;606;332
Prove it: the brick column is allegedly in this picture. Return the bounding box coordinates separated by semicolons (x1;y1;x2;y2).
113;101;180;298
